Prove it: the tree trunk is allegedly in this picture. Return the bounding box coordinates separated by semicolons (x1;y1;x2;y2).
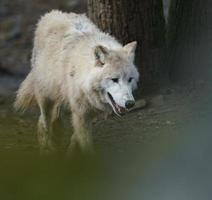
167;0;212;81
87;0;166;91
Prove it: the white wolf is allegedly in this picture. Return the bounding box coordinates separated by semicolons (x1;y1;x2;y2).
15;10;139;153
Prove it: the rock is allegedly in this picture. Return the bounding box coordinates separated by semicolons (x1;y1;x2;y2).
5;16;22;40
0;76;22;96
59;0;87;13
6;23;22;40
0;15;22;42
130;99;147;111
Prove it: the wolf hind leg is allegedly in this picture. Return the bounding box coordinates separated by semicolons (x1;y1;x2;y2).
36;95;49;154
48;102;62;151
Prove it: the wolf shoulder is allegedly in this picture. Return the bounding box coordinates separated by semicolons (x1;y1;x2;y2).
32;10;121;71
35;10;99;43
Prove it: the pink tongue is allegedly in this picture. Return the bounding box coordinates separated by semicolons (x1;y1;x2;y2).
116;105;125;113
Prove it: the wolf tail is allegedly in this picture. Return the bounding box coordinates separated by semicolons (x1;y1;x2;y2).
14;72;35;112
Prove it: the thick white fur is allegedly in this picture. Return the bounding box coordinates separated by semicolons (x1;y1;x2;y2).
15;10;139;153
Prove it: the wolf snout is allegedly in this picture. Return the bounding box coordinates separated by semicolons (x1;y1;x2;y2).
125;100;135;109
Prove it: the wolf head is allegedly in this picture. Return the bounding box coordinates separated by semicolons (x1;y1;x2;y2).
92;41;139;116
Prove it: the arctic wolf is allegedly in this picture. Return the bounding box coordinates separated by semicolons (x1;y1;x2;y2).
15;10;139;153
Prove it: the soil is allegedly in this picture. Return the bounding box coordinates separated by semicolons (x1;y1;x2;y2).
0;80;211;199
0;76;211;155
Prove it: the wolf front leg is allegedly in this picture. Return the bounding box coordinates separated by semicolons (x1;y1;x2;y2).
37;98;49;154
48;102;61;152
35;91;60;155
68;112;94;154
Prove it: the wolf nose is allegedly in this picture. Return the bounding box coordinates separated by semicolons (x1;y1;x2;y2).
125;100;135;109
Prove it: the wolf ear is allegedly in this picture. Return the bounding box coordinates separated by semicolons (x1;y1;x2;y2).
123;41;137;59
94;45;109;67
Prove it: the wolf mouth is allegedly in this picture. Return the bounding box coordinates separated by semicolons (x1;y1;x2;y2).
107;92;127;116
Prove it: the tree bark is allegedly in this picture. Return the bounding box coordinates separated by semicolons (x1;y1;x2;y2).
167;0;212;81
87;0;166;91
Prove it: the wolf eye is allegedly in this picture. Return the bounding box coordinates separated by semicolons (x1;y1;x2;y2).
128;77;133;82
111;78;119;83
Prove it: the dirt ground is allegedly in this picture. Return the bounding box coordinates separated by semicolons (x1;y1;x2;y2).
0;82;211;200
0;75;211;155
